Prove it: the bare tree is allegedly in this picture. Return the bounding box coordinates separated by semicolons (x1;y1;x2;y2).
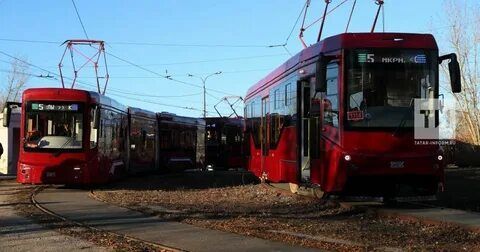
437;0;480;146
1;57;30;108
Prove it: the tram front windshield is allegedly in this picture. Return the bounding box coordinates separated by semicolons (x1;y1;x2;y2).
24;102;84;151
346;49;437;129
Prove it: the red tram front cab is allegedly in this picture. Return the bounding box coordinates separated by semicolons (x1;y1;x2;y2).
17;88;128;184
244;33;461;198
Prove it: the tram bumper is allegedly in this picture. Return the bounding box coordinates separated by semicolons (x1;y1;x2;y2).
17;162;87;184
340;153;444;197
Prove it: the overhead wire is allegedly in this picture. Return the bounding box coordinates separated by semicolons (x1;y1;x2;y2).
304;0;351;30
0;51;208;111
105;51;236;96
281;0;309;55
0;38;285;49
96;53;288;67
70;0;89;39
284;0;309;45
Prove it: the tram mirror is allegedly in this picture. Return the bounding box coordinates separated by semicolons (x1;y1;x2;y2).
315;54;335;93
440;53;461;93
2;105;10;127
1;102;19;128
448;56;461;93
92;106;100;129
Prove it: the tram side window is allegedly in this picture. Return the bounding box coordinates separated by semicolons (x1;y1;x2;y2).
285;82;297;124
90;107;98;149
270;87;284;149
323;63;339;127
285;83;292;106
248;99;261;148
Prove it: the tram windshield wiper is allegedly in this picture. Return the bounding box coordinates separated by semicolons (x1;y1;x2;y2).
392;98;414;136
53;137;75;157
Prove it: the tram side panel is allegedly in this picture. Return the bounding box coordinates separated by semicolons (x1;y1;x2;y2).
128;108;157;174
93;106;129;182
157;113;199;172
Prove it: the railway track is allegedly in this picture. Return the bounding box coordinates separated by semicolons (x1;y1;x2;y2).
29;186;184;252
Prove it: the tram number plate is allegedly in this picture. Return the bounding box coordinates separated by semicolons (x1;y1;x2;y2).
390;161;404;169
46;172;56;177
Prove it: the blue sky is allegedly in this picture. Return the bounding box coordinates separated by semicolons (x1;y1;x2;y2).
0;0;460;117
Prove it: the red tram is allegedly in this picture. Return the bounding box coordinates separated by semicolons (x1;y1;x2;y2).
157;112;205;172
244;33;461;198
8;88;205;184
205;117;244;170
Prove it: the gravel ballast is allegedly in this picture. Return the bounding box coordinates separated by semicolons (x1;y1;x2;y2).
94;171;480;251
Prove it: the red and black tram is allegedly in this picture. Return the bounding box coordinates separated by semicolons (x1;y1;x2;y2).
205;117;244;170
10;88;206;184
244;33;461;198
16;88;128;184
157;112;205;172
128;107;158;174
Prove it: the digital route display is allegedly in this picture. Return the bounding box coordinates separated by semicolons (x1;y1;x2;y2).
356;51;428;64
31;103;79;111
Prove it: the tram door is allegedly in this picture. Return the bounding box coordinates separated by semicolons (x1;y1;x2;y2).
299;79;311;182
260;96;269;175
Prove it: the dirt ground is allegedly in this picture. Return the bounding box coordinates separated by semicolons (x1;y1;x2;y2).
94;171;480;251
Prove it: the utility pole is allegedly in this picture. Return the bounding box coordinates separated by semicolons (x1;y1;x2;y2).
187;71;222;119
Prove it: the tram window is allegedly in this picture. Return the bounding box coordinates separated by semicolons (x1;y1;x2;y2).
249;99;262;148
90;108;98;149
323;63;339;127
24;102;84;150
285;83;292;106
273;89;281;110
270;112;284;149
285;83;297;117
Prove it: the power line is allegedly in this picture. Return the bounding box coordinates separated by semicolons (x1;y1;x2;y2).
104;53;288;67
0;38;59;44
70;0;89;39
0;53;229;101
0;50;230;113
0;51;173;99
35;53;286;71
285;0;309;44
101;88;202;99
0;68;57;80
76;67;272;79
108;41;281;48
107;92;210;113
105;51;236;96
0;38;284;48
304;0;351;30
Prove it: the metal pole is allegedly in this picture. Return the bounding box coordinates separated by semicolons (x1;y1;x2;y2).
188;71;222;119
371;0;384;33
203;78;206;120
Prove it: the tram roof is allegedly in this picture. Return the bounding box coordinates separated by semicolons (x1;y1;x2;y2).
158;112;205;126
22;88;127;112
245;32;438;100
128;107;157;119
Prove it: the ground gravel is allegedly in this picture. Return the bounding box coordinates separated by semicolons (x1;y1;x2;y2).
94;171;480;251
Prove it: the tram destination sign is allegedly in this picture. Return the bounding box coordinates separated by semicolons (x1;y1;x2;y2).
356;52;427;64
31;103;79;112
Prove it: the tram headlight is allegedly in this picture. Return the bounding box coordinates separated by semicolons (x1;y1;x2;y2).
20;163;31;173
344;155;352;162
437;155;443;161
